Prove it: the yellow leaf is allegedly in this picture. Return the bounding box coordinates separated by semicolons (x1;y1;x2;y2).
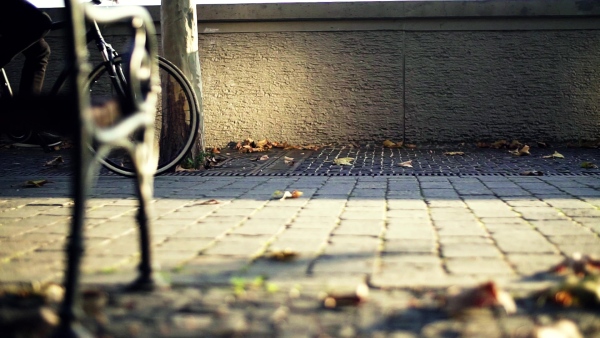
398;160;413;168
542;151;564;159
383;140;403;148
334;157;354;166
256;139;268;148
24;180;49;188
581;162;599;169
444;152;464;156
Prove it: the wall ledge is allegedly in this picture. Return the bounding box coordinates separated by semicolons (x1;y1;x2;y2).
43;1;600;24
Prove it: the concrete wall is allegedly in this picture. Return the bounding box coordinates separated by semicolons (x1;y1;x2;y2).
6;1;600;146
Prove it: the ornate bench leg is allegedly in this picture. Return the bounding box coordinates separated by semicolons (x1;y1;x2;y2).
127;161;157;291
53;138;95;338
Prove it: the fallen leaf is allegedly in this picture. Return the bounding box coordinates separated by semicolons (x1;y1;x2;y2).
520;170;544;176
256;139;269;148
212;147;221;154
581;161;599;169
542;151;564;159
334;157;354;166
44;156;64;167
444;151;464;156
82;289;108;316
536;274;600;308
508;140;522;150
533;319;583;338
291;190;303;198
398;160;413;168
272;190;293;201
175;165;198;172
198;199;220;205
548;252;600;277
383;140;403;148
284;156;295;165
259;155;269;161
267;248;299;262
476;142;490;148
321;282;369;309
491;140;508;149
537;141;550;148
405;144;417;149
24;180;50;188
510;145;530;156
444;281;516;317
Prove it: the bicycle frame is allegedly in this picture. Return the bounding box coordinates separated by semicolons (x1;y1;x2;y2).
50;18;128;100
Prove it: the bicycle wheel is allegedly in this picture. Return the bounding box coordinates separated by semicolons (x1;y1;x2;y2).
87;55;200;176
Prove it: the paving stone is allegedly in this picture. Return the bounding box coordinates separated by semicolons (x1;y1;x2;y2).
505;253;565;275
334;219;384;236
203;236;270;256
385;225;435;240
445;258;515;275
441;243;502;258
383;239;436;254
386;210;430;219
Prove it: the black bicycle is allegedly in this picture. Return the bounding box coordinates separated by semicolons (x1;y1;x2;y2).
0;4;200;176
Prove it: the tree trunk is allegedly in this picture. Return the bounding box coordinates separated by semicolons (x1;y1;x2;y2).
160;0;204;163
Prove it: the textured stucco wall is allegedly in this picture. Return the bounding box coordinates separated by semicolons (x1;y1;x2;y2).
199;31;404;146
404;30;600;143
5;2;600;147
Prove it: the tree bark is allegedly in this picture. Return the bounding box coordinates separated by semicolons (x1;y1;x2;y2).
160;0;204;162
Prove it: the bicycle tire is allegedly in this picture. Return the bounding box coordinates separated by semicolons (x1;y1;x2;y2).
79;55;200;176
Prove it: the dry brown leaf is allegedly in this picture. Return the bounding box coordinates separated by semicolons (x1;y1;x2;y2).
44;156;64;167
510;145;530;156
321;282;369;309
383;140;403;148
291;190;303;198
405;144;417;149
444;152;464;156
259;155;269;161
542;151;564;159
548;252;600;277
520;170;544;176
491;140;508;149
175;165;198;172
537;141;550;148
508;140;522;150
537;274;600;308
198;199;220;205
284;156;294;165
212;147;221;154
82;289;108;317
24;180;50;188
398;160;413;168
476;142;491;148
267;248;299;262
444;281;516;317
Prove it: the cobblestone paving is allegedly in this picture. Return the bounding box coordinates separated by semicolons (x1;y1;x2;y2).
0;172;599;336
2;144;600;177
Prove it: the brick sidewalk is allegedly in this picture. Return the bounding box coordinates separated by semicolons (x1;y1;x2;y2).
1;174;599;336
